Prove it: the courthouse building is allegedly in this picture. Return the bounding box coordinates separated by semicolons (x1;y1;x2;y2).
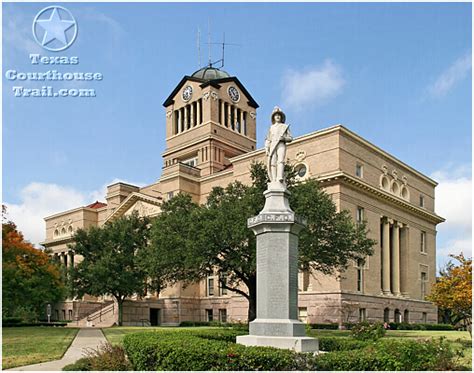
42;66;445;326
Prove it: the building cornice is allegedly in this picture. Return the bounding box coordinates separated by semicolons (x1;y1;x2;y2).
230;124;438;186
104;192;162;223
318;171;445;224
44;206;99;221
40;235;74;247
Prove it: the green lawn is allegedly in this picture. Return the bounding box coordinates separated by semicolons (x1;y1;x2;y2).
2;326;79;369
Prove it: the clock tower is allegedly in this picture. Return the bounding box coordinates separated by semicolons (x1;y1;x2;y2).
162;66;258;178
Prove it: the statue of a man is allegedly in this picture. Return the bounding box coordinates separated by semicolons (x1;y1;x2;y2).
265;106;293;184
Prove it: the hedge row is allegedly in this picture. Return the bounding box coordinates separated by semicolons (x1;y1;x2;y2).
123;329;461;371
309;323;339;330
343;322;455;331
3;321;67;327
388;322;454;331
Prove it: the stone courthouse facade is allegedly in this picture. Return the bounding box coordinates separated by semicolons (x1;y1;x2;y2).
42;66;444;326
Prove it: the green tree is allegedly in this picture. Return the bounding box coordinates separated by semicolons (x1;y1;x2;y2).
2;206;65;320
147;162;375;321
69;213;150;325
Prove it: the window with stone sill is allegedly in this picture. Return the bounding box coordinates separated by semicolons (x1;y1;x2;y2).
206;309;213;322
420;272;427;299
356;207;364;224
219;309;227;323
207;277;215;296
355;163;363;178
420;231;426;253
419;195;425;208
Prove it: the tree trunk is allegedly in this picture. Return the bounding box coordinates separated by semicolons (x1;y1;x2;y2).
117;298;124;326
247;281;257;322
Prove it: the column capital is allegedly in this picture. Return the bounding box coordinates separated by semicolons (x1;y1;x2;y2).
387;218;394;225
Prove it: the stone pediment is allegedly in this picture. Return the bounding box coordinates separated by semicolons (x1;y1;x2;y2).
105;192;162;222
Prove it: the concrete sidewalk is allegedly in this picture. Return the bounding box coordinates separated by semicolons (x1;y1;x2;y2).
6;328;107;371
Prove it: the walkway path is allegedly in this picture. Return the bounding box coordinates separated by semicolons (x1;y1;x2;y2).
6;328;107;371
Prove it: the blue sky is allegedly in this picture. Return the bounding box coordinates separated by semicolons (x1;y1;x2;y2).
3;2;472;269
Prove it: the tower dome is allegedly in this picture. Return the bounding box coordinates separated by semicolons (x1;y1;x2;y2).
191;66;230;81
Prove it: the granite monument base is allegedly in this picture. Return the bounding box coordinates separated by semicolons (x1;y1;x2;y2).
237;334;319;353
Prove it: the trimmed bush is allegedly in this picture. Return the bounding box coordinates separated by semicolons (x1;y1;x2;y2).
123;329;461;371
3;321;67;327
123;329;313;370
309;323;339;330
314;338;460;371
62;358;92;371
388;322;455;331
2;317;22;324
350;321;386;341
319;337;369;351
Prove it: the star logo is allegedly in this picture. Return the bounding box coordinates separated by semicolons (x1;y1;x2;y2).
32;6;78;52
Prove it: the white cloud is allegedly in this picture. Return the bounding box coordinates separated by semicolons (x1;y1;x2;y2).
5;179;144;247
432;166;472;233
427;53;471;98
281;60;345;110
431;165;472;268
4;8;43;55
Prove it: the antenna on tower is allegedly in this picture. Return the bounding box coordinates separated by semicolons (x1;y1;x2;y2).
207;32;240;68
207;19;211;67
197;27;201;68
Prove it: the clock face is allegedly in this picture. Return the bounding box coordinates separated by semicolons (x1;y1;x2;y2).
182;86;193;102
228;86;240;102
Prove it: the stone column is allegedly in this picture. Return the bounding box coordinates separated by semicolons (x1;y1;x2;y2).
391;222;401;296
184;105;189;130
382;218;391;295
178;109;182;133
228;104;232;129
197;100;201;125
220;101;225;125
240;110;245;134
234;107;239;132
400;225;409;296
190;102;195;127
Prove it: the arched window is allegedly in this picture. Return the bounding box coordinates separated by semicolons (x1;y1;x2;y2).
54;229;59;237
61;228;66;235
394;309;402;323
68;226;73;234
403;309;409;323
383;307;390;322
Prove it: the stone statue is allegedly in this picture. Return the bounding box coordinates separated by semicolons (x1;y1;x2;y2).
265;107;293;184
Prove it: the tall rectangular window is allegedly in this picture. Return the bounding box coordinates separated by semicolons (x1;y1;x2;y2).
243;112;247;135
356;207;364;224
419;195;425;207
206;309;213;322
422;312;427;323
420;231;426;253
207;278;214;296
355;163;363;178
219;274;228;296
357;258;364;292
421;272;427;298
219;309;227;323
359;308;366;322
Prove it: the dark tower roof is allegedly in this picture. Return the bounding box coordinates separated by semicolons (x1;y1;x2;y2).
191;66;230;80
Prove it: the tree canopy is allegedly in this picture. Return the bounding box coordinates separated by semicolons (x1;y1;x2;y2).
2;206;65;320
69;212;151;325
427;254;472;334
145;162;376;321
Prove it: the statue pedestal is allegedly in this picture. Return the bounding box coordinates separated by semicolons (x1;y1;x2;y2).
236;187;318;353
